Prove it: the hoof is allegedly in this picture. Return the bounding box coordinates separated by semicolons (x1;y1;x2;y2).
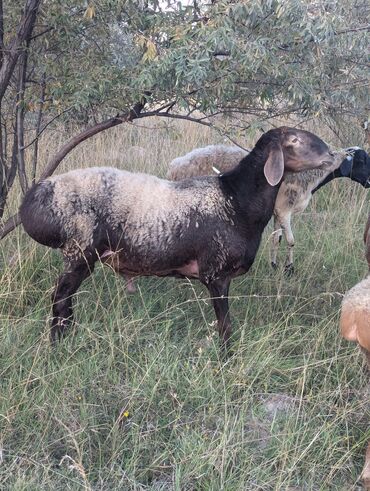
50;316;73;345
284;264;295;277
126;279;137;294
220;341;234;360
50;325;66;345
271;261;278;270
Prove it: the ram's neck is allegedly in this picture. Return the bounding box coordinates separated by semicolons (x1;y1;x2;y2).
218;149;280;230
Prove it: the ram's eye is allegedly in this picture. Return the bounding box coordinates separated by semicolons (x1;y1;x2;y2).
292;138;298;143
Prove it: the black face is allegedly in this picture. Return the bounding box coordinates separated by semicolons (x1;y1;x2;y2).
348;150;370;188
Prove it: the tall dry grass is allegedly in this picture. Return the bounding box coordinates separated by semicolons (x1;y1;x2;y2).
0;118;369;490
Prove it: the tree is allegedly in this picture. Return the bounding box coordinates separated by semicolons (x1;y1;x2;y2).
0;0;369;238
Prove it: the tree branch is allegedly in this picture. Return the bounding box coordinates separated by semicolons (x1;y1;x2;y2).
31;72;46;182
0;0;41;104
335;25;370;36
39;102;145;180
138;111;214;128
22;106;73;151
0;0;4;68
0;100;146;239
30;26;53;41
16;39;30;194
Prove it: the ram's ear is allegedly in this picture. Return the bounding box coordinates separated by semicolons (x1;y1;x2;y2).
339;157;352;177
264;141;284;186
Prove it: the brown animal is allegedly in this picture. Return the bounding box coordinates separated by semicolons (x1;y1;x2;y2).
339;213;370;489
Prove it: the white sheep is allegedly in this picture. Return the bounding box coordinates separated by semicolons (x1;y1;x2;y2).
167;144;248;181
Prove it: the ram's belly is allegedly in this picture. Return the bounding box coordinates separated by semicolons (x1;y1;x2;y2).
102;250;200;279
100;221;246;283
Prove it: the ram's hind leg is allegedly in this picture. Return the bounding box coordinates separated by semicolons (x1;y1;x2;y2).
123;275;137;294
51;251;97;344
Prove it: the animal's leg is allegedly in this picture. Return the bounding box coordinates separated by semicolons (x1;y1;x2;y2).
51;254;96;344
271;214;283;269
205;278;232;351
124;275;137;294
362;441;370;490
360;347;370;371
280;214;295;275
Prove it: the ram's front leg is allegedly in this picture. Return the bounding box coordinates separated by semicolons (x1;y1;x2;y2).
205;278;232;352
124;275;137;294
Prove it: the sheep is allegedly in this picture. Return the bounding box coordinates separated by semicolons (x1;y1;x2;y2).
168;144;370;274
271;148;370;273
340;276;370;360
20;127;337;348
339;213;370;489
167;144;249;181
340;212;370;357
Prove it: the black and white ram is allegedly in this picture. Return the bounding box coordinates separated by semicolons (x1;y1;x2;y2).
20;127;337;348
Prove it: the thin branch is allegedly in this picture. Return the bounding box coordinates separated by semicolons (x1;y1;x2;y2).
30;26;53;41
0;122;18;220
335;25;370;35
0;104;3;192
0;0;41;104
0;101;147;239
22;107;73;150
165;100;177;113
31;72;46;182
0;0;4;68
138;111;214;128
7;119;19;191
16;40;30;194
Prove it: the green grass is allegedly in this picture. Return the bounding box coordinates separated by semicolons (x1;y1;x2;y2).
0;122;369;490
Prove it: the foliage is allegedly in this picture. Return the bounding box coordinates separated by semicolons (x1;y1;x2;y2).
0;0;368;232
29;0;370;121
